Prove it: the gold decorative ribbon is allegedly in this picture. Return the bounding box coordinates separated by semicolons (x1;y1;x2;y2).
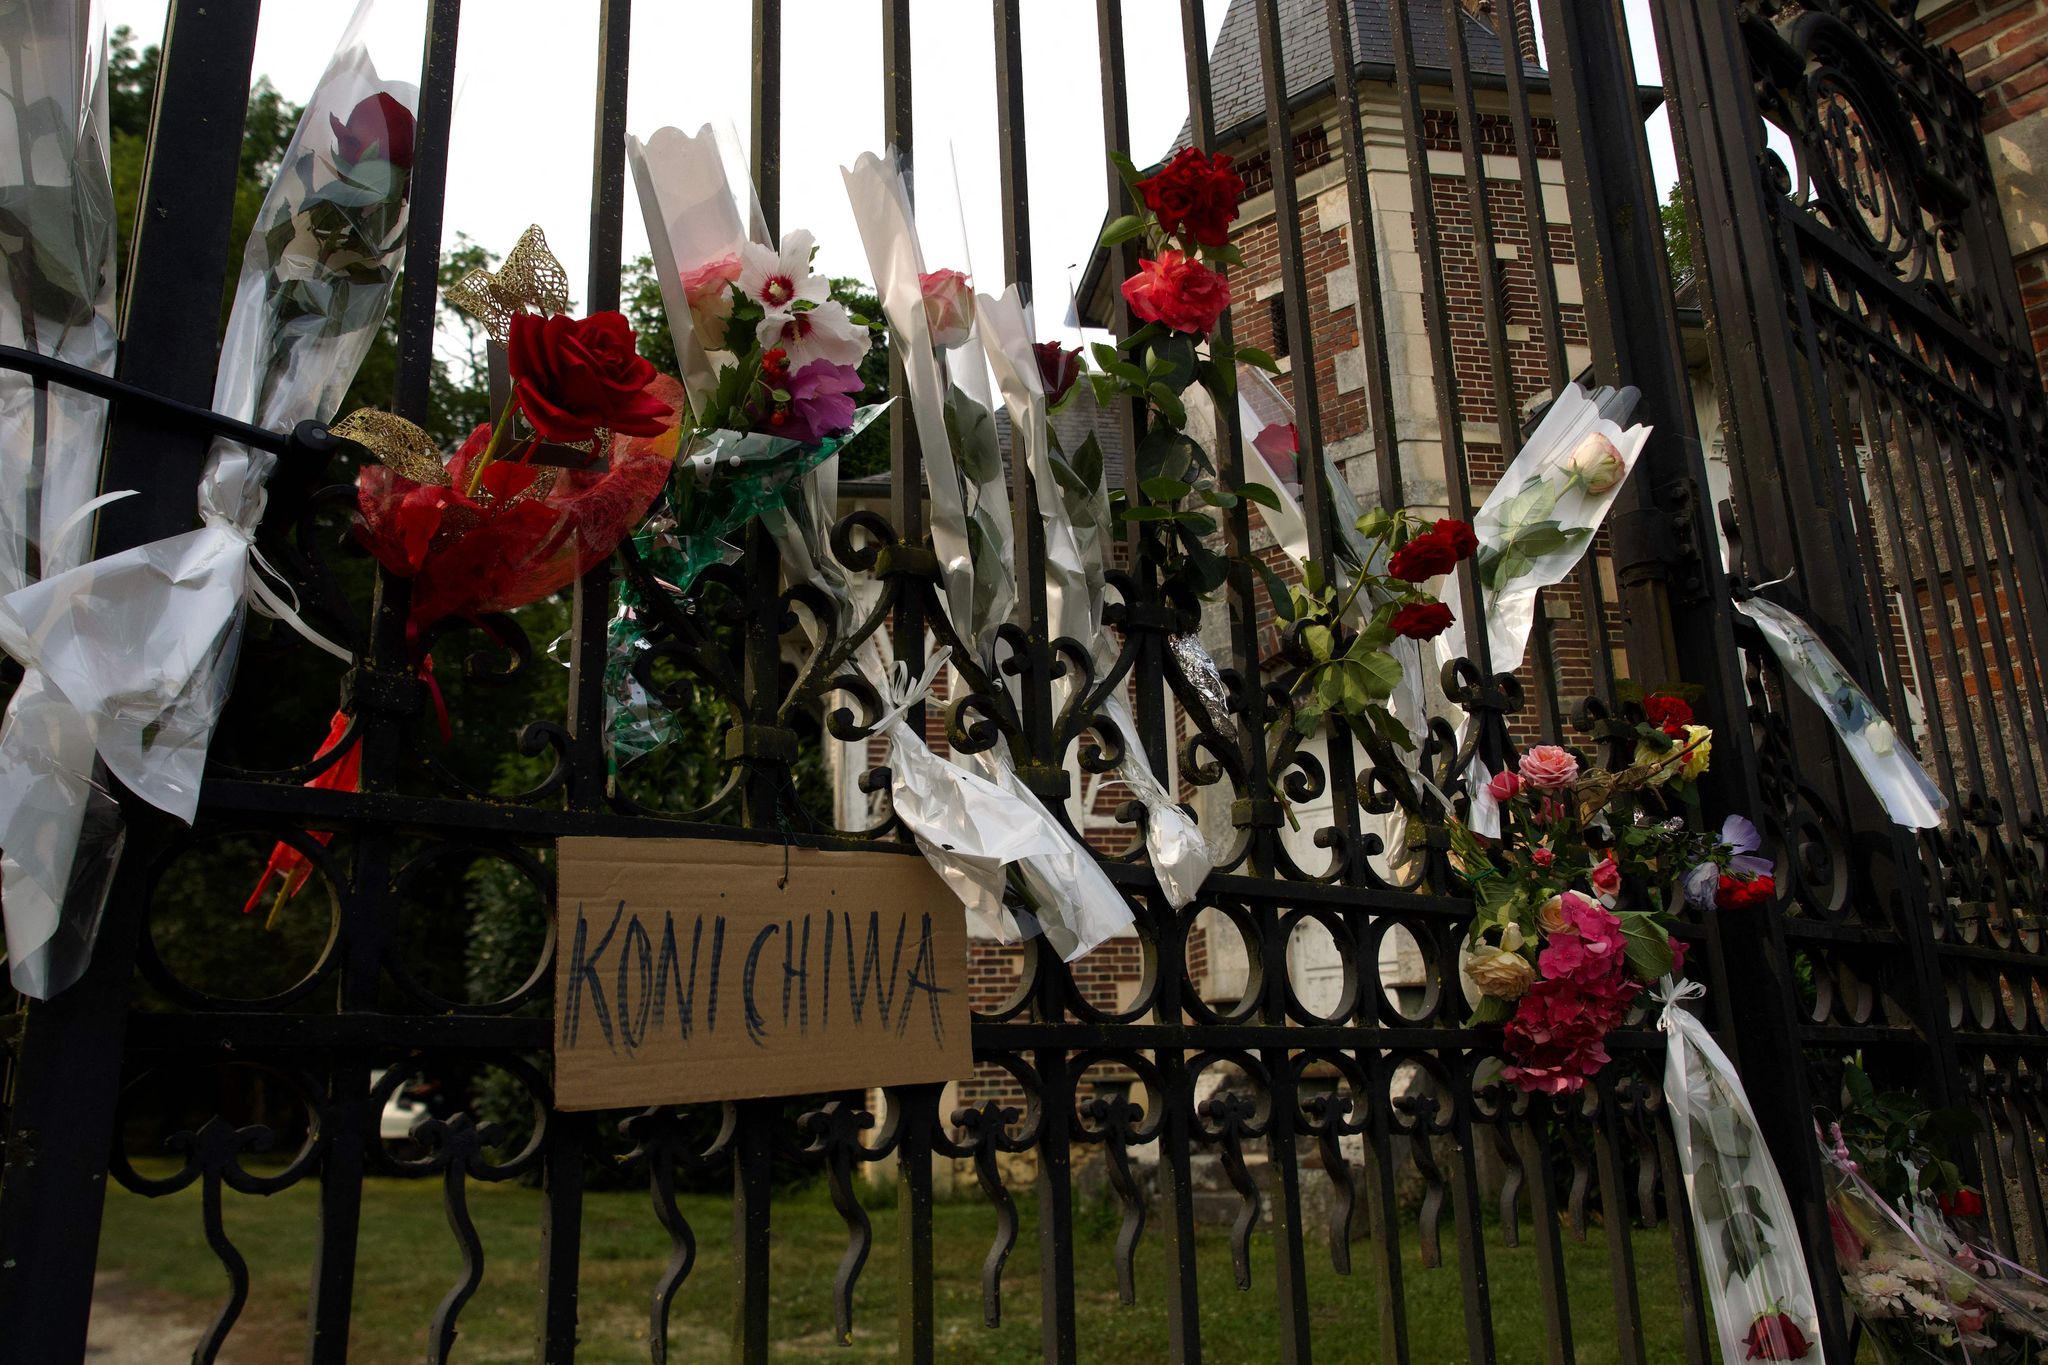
330;407;556;505
445;224;571;343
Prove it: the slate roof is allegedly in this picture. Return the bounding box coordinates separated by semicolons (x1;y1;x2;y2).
1188;0;1541;149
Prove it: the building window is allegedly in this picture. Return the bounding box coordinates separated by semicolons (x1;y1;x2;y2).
1269;295;1289;360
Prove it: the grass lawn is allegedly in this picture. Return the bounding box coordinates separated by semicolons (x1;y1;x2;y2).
98;1168;1693;1362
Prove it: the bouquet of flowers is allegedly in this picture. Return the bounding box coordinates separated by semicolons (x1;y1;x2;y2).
978;283;1214;908
1736;594;1945;830
0;0;122;999
1448;705;1768;1093
1455;383;1651;674
844;150;1132;960
1826;1122;2048;1361
608;125;884;768
248;227;682;917
1817;1066;2048;1361
0;8;418;982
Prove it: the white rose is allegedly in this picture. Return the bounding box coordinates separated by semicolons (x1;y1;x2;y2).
1562;433;1627;495
1463;945;1534;1001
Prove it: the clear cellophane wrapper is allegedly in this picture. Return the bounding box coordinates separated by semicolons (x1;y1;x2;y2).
1736;595;1945;830
1825;1130;2048;1360
1659;981;1825;1362
0;1;122;998
0;3;415;865
1437;383;1652;836
844;152;1130;956
979;284;1212;908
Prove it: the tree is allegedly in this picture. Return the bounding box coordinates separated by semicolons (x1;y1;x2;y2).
1661;180;1694;289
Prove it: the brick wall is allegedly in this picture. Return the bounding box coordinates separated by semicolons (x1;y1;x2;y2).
1923;0;2048;386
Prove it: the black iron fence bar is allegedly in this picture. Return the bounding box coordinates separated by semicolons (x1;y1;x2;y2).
1245;7;1324;1350
1385;0;1492;680
0;345;297;456
1252;0;1364;890
1441;0;1570;751
1952;424;2048;792
1914;388;2048;833
0;2;265;1359
1319;0;1404;509
1495;0;1618;726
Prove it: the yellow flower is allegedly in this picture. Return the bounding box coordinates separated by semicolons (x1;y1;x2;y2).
1464;946;1534;1000
1679;724;1712;780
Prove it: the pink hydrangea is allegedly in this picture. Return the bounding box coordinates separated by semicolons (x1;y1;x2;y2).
1501;972;1641;1094
1537;893;1628;985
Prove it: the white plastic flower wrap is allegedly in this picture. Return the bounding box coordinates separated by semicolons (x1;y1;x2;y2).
0;2;414;926
1439;383;1652;836
0;0;122;998
845;152;1132;958
1735;595;1945;829
978;286;1212;908
873;650;1062;947
1658;978;1824;1362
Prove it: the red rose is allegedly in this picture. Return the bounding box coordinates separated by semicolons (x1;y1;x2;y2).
1743;1311;1813;1360
1433;518;1478;559
1388;529;1460;582
1940;1188;1986;1218
1136;147;1244;248
1645;693;1694;738
1390;600;1454;640
1717;873;1775;910
1033;340;1081;407
507;310;672;445
331;92;415;171
1121;250;1232;336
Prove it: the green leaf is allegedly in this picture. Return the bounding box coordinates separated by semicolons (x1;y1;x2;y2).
1236;346;1280;374
1315;665;1345;709
1121;504;1178;522
1618;912;1674;981
1303;559;1327;597
1147;381;1187;428
1251;555;1297;621
1203;242;1246;268
1351;650;1404;698
1141;476;1193;504
1235;481;1283;511
1468;995;1514;1026
1198;487;1238;508
1304;625;1335;662
1099;214;1145;248
1109;150;1145;191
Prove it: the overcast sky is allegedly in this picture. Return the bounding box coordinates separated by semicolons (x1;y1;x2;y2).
100;0;1683;345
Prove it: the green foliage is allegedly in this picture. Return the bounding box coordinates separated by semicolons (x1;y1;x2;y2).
1661;180;1693;287
1827;1059;1981;1206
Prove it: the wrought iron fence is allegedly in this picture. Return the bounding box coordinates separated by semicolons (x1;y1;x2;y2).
0;0;2044;1362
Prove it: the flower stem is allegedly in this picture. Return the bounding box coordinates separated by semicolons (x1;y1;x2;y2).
464;382;527;498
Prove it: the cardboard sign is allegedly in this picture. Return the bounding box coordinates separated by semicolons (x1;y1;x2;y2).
553;836;972;1110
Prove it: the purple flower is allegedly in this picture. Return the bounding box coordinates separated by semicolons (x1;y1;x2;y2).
1686;813;1773;909
1720;814;1773;879
779;359;861;446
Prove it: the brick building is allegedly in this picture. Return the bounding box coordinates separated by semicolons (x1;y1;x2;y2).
1921;0;2048;380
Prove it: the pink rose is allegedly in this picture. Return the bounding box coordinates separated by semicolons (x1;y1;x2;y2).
1485;769;1523;804
1591;857;1621;898
1518;744;1580;790
919;268;975;348
682;253;741;347
1531;847;1555;869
